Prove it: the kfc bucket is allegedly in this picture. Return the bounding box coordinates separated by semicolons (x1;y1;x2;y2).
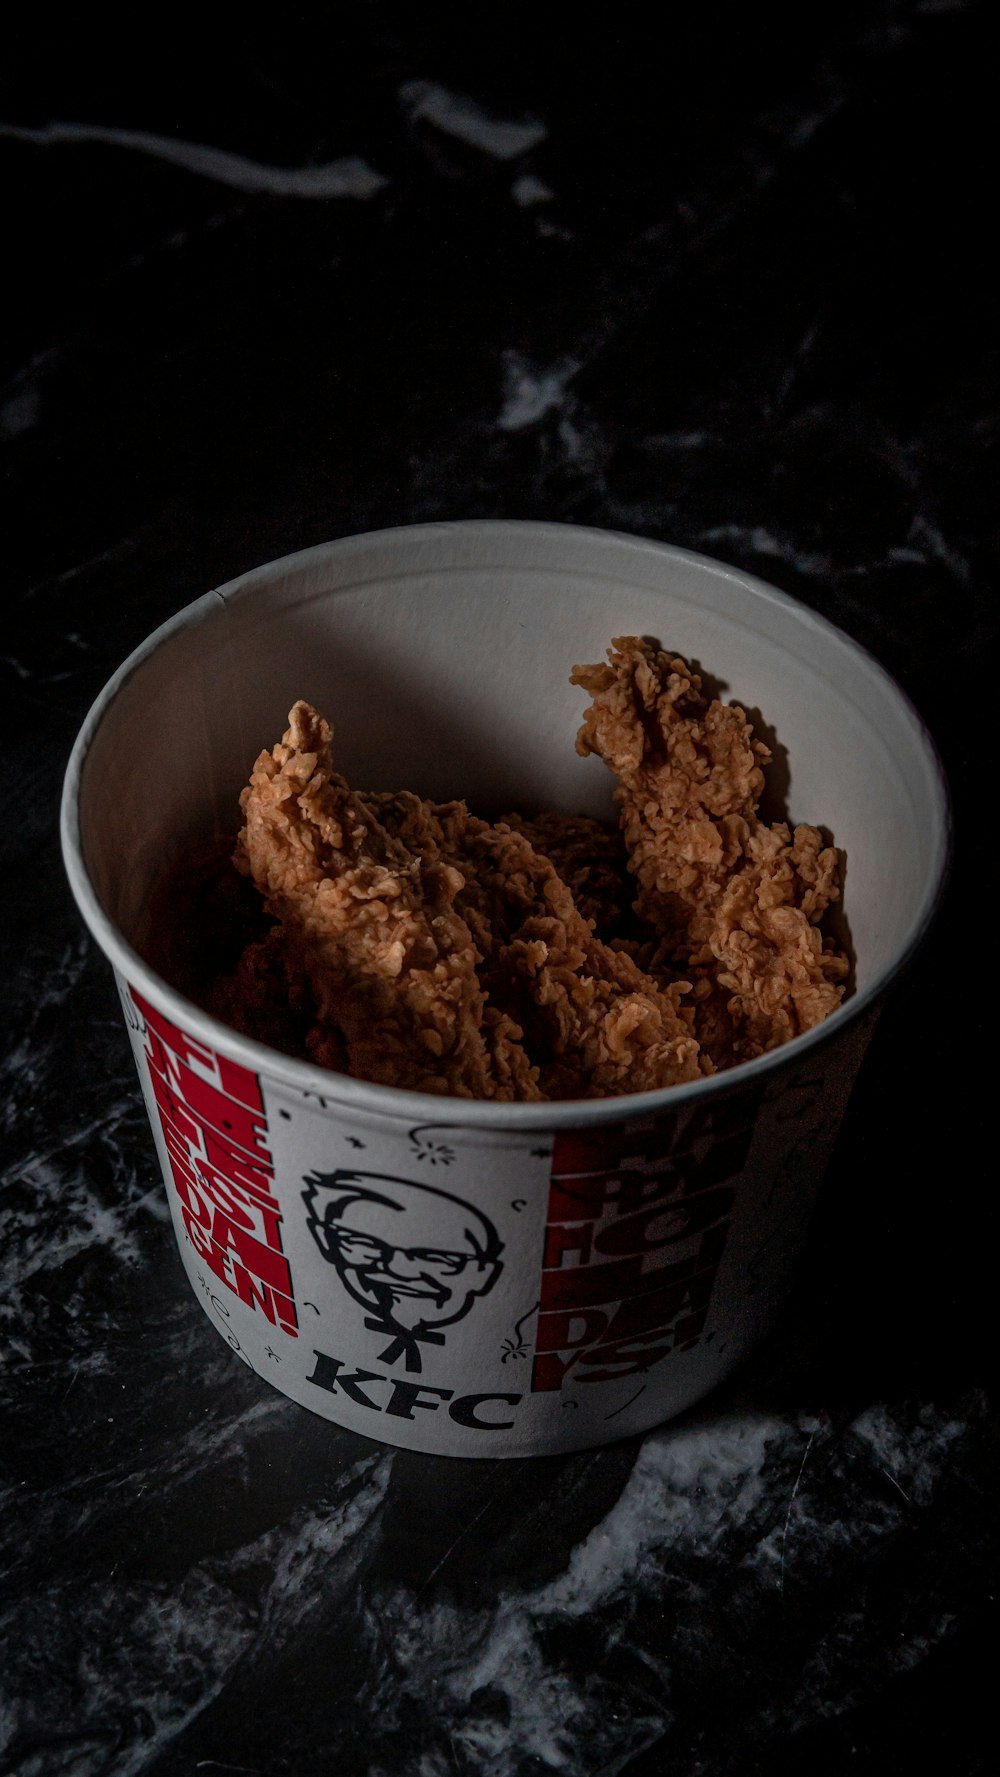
60;522;948;1457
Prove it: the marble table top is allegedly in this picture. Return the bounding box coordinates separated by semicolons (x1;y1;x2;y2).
2;7;994;1773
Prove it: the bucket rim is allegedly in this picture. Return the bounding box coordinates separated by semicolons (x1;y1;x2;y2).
59;518;952;1131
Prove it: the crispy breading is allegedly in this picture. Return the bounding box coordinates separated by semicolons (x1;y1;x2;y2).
368;793;703;1098
500;810;635;940
213;639;848;1096
234;702;503;1098
571;637;847;1061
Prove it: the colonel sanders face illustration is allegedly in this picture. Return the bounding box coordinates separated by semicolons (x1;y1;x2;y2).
303;1170;504;1371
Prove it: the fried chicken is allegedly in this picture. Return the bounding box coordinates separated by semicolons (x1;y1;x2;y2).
230;702;507;1098
571;638;848;1062
370;793;703;1099
206;638;849;1098
499;810;635;941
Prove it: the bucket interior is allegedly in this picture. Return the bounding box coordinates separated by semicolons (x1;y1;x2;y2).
73;524;947;1012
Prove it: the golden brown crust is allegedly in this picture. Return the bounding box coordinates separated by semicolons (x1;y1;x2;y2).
500;810;634;940
571;637;847;1062
209;638;848;1097
368;794;702;1098
234;703;500;1098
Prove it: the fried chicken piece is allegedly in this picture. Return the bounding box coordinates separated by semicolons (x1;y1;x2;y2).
234;702;515;1098
709;822;849;1058
572;640;766;941
346;790;544;1101
500;810;635;940
209;925;326;1064
370;792;704;1099
572;638;848;1062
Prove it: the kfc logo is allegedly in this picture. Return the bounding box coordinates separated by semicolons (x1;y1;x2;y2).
303;1171;504;1372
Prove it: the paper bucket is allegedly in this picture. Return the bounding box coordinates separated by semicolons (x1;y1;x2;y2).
60;522;948;1456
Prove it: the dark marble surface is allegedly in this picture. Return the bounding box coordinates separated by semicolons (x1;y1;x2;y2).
2;7;995;1773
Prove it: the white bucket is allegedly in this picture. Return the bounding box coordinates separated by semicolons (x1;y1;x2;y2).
60;521;948;1456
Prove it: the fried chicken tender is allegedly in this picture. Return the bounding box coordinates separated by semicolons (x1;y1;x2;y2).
369;793;703;1099
571;638;848;1062
500;811;635;941
233;702;513;1098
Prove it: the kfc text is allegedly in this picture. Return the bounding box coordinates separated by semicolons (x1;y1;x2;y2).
307;1350;520;1428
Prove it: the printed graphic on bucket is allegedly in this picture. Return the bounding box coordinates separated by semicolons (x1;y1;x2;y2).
302;1167;505;1373
532;1096;761;1394
118;978;814;1453
122;984;299;1339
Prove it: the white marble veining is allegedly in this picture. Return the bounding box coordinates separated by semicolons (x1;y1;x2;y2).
511;173;555;207
498;351;580;432
399;82;546;159
0;122;389;199
355;1402;977;1773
